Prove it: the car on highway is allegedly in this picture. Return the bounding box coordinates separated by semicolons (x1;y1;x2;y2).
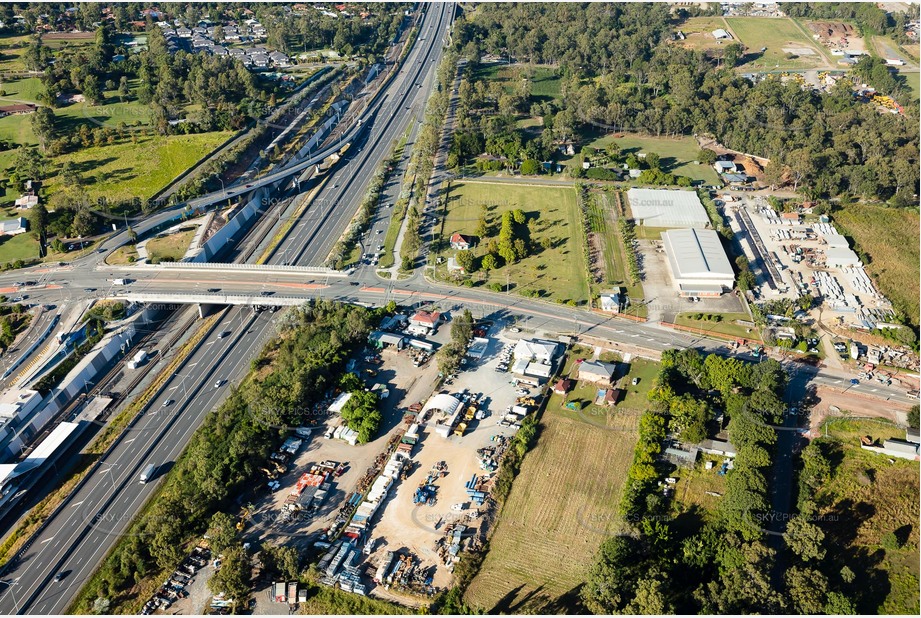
207;288;221;293
217;331;230;339
260;291;274;296
84;288;96;292
850;378;859;385
245;184;253;188
14;281;24;286
163;399;174;407
214;380;225;388
11;296;24;302
54;572;65;583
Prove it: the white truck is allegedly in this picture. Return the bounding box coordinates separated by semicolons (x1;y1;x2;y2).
139;463;156;484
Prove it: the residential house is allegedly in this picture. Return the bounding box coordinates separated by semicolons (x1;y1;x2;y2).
409;310;441;333
552;378;572;396
577;360;618;385
14;195;38;210
0;103;36;117
600;293;621;314
698;438;737;457
449;233;473;251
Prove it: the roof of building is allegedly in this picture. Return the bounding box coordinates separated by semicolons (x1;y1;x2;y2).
553;378;572;393
0;217;27;233
662;228;734;280
514;339;560;361
370;330;404;346
626;188;710;228
712;28;731;38
410;310;441;325
826;247;860;263
698;438;737;455
450;232;472;245
722;173;748;182
824;233;850;248
525;361;552;378
882;439;919;455
578;360;617;380
422;393;461;417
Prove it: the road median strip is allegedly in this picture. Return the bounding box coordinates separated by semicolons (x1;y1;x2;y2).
0;311;223;572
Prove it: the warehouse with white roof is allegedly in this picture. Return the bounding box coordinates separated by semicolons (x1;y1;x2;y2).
662;228;735;296
626;188;710;228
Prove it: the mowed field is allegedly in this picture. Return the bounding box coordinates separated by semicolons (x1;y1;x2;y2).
464;408;638;613
672;16;733;54
439;181;590;304
833;204;920;326
726;17;831;70
472;63;562;103
585;133;720;185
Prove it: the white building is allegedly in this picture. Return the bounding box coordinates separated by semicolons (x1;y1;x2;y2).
600;293;621;313
0;217;28;236
627;188;710;228
14;195;38;209
513;339;560;364
662;228;735;296
826;247;861;268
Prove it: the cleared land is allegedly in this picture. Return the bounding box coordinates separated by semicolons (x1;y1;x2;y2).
0;232;38;264
832;204;920;326
145;228;196;262
43;132;232;204
464;406;638;613
585;133;720;185
438;181;590;304
727;17;831;70
817;418;920;614
472;64;561;103
673;16;734;54
674;311;760;340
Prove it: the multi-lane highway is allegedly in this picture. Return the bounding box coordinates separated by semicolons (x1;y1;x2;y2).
0;2;915;613
0;4;455;614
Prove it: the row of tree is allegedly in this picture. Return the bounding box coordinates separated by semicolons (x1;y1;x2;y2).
75;300;387;613
584;348;859;613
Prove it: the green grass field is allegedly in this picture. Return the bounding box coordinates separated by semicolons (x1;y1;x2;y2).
0;35;32;73
472;63;561;102
42;132;233;203
833;204;920;326
437;180;590;304
900;71;919;101
674;311;760;340
145;228;196;262
727;17;830;70
0;231;38;264
585;133;720;185
817;418;920;614
464;399;639;613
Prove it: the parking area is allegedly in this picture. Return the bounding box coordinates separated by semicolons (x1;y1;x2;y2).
244;338;443;556
365;326;526;592
636;238;743;322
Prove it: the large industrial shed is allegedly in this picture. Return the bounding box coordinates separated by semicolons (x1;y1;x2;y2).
626;188;710;228
826;247;861;268
662;228;735;296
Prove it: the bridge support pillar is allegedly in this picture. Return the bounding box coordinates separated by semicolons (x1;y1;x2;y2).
198;303;222;319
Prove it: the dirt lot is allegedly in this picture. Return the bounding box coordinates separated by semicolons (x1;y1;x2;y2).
808;386;914;436
367;329;523;592
244;339;443;561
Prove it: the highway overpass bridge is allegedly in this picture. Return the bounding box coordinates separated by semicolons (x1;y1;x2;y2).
112;262;351;278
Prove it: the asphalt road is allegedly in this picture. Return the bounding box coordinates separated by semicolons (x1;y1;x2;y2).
0;5;454;614
0;308;271;614
0;3;915;613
